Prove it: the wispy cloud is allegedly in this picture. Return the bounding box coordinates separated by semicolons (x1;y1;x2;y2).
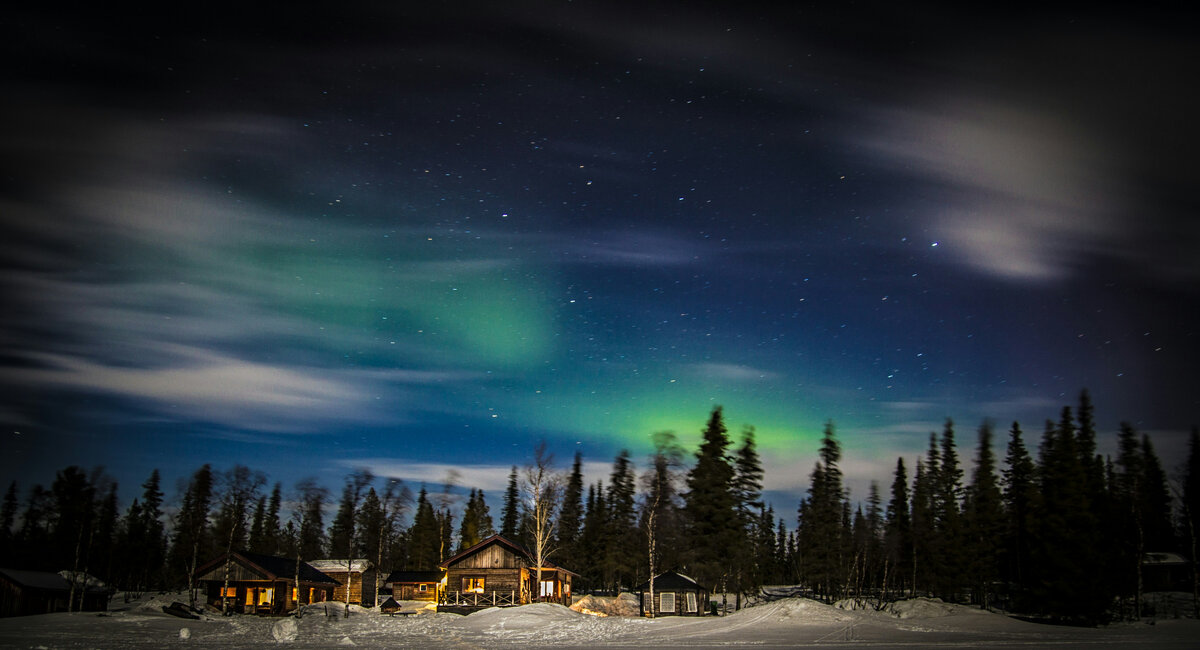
854;98;1122;282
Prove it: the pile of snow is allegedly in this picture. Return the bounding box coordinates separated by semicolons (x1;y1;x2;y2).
882;597;959;619
272;617;298;642
570;593;641;617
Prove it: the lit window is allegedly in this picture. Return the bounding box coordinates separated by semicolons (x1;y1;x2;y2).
223;587;237;598
686;592;697;613
660;592;675;613
464;577;485;593
539;580;554;598
258;589;273;605
292;588;298;601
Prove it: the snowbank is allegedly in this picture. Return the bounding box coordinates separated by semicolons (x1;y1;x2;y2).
570;593;641;617
882;597;960;619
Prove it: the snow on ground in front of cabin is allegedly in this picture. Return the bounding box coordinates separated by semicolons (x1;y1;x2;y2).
0;591;1198;648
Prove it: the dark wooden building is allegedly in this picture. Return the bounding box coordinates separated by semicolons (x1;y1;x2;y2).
635;571;709;616
438;534;575;614
385;570;442;602
194;551;337;615
0;569;109;617
308;559;376;607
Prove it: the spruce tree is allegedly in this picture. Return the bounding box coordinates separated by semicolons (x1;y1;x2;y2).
684;406;740;601
0;481;17;558
883;457;911;598
1182;427;1200;618
171;464;213;605
1001;422;1037;609
964;420;1003;609
603;450;637;593
501;466;520;539
556;452;585;571
409;487;441;570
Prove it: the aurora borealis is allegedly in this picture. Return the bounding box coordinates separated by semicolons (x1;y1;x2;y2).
2;3;1197;509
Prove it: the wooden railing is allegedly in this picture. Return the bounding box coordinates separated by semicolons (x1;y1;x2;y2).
439;590;518;607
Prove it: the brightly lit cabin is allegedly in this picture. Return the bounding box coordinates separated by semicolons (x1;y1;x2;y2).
194;551;337;615
438;534;576;614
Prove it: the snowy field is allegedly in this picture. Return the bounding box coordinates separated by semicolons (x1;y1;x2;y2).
0;592;1197;649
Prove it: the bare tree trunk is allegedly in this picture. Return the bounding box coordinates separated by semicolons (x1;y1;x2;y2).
188;540;200;610
295;553;303;618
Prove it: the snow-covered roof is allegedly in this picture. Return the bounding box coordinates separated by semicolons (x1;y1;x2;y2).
309;559;373;574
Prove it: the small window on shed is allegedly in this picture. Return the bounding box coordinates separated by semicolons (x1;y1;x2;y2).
660;592;675;613
418;583;428;592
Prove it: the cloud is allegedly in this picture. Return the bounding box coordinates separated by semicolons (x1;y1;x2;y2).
688;363;779;382
342;458;614;495
854;99;1123;282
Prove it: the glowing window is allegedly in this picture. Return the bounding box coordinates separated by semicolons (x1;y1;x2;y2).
258;589;273;605
223;587;237;598
463;577;485;593
539;580;554;598
686;592;697;613
660;592;675;613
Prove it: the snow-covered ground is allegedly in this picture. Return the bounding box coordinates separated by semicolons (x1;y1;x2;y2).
0;592;1196;648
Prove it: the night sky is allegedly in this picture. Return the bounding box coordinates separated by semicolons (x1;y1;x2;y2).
2;3;1197;511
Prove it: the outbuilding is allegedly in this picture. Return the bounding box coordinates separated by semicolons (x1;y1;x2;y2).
0;569;109;617
635;571;709;616
384;570;442;602
308;559;376;607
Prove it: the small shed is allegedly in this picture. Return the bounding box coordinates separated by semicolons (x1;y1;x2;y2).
439;534;575;614
635;571;709;617
0;569;109;617
307;559;376;607
194;551;337;615
385;570;442;602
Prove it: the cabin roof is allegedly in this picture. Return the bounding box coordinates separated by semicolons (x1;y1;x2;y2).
439;533;577;575
194;551;339;585
634;570;708;592
308;559;373;574
385;570;442;583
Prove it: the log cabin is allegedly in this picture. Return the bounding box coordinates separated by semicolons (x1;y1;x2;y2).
194;551;337;615
384;570;442;602
438;534;575;614
308;559;376;607
0;569;109;617
635;571;709;616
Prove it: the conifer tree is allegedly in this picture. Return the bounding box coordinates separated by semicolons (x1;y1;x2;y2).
964;420;1003;608
1182;427;1200;617
248;496;268;554
911;445;937;595
501;466;520;539
1139;435;1175;552
0;481;17;559
263;482;282;556
603;450;637;593
1001;422;1037;609
684;406;740;603
883;457;911;598
409;487;441;570
797;421;846;602
171;464;213;606
295;478;328;561
579;481;607;592
556;452;585;571
732;426;765;601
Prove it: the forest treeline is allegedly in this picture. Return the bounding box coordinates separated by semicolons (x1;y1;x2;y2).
2;390;1198;624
